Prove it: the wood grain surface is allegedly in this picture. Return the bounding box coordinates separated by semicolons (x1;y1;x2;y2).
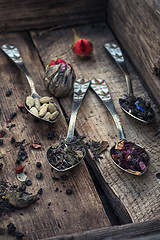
0;32;110;240
107;0;160;106
31;23;160;224
0;0;106;32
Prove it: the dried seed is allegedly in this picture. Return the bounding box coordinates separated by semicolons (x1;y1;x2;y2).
26;96;34;109
36;172;43;179
36;162;41;168
25;179;32;186
30;107;38;117
43;112;51;121
66;189;72;195
39;104;48;117
40;96;52;104
34;98;40;111
48;102;57;113
50;111;59;120
6;89;12;97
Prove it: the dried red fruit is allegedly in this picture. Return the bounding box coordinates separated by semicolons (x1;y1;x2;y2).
30;144;42;149
72;29;93;59
48;58;66;67
15;166;24;174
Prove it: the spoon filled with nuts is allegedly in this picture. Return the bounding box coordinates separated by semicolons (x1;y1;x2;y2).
1;44;60;123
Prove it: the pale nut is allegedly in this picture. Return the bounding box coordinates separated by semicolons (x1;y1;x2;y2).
39;104;48;117
47;102;57;113
30;107;39;117
34;98;40;111
50;111;59;120
43;112;51;121
26;96;34;109
40;96;52;104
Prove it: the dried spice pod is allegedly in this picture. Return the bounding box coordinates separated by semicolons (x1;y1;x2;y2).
43;58;76;97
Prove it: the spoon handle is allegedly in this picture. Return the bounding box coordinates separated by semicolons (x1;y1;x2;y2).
1;44;37;95
104;42;133;96
90;79;125;140
66;78;90;140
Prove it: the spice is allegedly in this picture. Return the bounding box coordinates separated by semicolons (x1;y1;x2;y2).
43;58;76;97
36;172;43;179
36;162;41;168
66;189;72;195
6;89;12;97
119;96;155;122
72;29;93;59
15;166;24;174
111;139;149;174
0;139;3;146
0;130;6;138
47;136;85;171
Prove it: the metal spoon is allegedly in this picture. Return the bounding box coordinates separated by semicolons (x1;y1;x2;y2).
104;42;155;124
47;78;90;171
1;44;60;123
90;78;149;176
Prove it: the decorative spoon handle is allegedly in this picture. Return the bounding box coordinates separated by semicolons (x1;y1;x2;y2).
1;44;37;95
104;42;133;96
90;78;125;140
66;78;90;140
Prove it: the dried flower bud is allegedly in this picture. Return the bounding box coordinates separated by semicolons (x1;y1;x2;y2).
43;58;76;98
72;29;93;59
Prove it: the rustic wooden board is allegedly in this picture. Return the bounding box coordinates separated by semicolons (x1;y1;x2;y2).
107;0;160;106
0;32;110;240
31;23;160;224
44;218;160;240
0;0;106;32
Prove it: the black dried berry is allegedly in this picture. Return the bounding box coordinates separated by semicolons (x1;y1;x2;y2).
66;189;72;195
25;179;32;186
15;231;25;239
20;145;25;151
6;89;12;97
0;139;3;146
37;188;43;195
36;172;43;179
52;176;59;181
19;183;26;192
11;137;16;144
60;174;68;181
36;162;41;168
7;223;16;235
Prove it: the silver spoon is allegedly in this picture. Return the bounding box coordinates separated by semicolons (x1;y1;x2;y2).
90;78;149;176
1;44;60;123
104;42;155;124
47;78;90;172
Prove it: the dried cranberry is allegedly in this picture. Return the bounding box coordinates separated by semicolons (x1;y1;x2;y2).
15;166;24;174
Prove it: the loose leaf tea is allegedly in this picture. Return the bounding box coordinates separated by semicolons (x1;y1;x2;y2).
47;136;85;171
119;96;155;122
111;139;149;175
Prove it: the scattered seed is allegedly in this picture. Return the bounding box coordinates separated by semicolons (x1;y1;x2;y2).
6;89;12;97
37;188;43;195
36;172;43;179
66;189;72;195
25;179;32;186
19;183;26;192
36;162;41;168
0;163;3;170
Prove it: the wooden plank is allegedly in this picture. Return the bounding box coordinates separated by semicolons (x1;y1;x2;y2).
0;0;106;32
31;22;160;224
43;218;160;240
0;32;110;240
107;0;160;106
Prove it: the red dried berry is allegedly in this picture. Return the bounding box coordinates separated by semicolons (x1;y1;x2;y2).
15;166;24;174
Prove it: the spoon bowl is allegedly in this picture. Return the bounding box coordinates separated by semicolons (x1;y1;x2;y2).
104;42;155;124
47;78;90;172
1;44;60;123
90;78;150;176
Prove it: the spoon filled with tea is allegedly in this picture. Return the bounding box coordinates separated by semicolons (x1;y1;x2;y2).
104;42;155;124
1;44;60;123
90;78;149;176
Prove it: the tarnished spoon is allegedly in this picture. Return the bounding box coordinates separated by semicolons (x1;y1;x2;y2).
1;44;60;123
47;78;90;172
90;78;149;176
104;42;155;124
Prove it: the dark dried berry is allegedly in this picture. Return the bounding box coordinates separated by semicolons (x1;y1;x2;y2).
19;183;26;192
60;174;68;181
10;112;17;120
20;145;25;151
21;155;28;161
66;189;72;195
6;89;12;97
11;137;16;144
37;188;43;195
36;172;43;179
55;187;59;192
15;231;25;239
52;176;59;181
7;223;16;235
36;162;41;168
25;179;32;186
0;130;6;138
0;139;3;146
